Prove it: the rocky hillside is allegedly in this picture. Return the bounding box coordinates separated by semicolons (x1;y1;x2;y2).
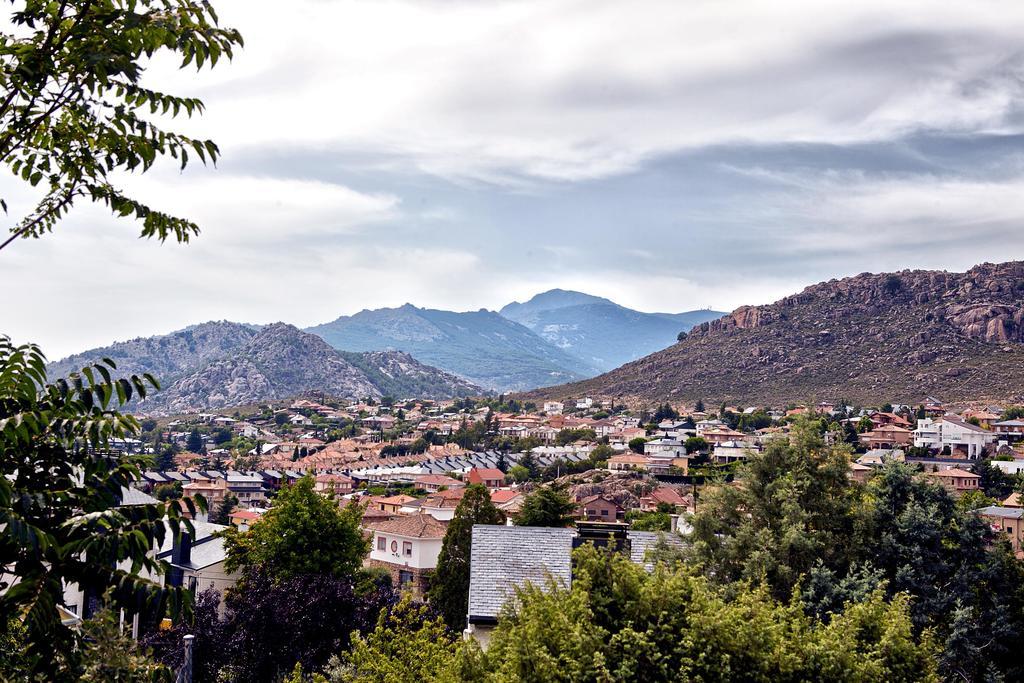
140;324;483;413
499;289;723;372
336;349;482;399
46;321;257;383
528;262;1024;406
307;304;594;391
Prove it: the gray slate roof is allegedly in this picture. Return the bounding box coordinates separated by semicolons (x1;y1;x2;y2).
628;530;685;569
468;525;574;622
977;506;1024;519
467;525;686;623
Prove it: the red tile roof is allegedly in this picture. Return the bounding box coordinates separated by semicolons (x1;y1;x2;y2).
489;489;522;504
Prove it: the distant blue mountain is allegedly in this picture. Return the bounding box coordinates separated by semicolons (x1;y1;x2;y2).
499;290;724;373
306;304;595;392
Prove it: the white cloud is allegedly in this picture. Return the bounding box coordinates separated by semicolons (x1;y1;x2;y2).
6;0;1024;360
145;0;1024;182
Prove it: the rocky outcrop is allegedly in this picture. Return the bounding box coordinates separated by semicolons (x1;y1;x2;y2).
56;323;481;414
527;261;1024;406
46;321;257;382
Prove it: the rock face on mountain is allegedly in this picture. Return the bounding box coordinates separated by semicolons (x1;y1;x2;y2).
140;324;482;413
336;350;482;399
499;289;723;372
307;304;593;391
46;321;257;382
51;323;482;414
528;262;1024;406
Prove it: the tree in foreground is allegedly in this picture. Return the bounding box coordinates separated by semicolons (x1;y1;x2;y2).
147;570;395;682
688;417;1024;682
324;596;462;683
513;484;576;528
382;544;939;682
0;338;200;680
0;0;242;252
222;474;369;580
473;545;936;683
428;484;504;631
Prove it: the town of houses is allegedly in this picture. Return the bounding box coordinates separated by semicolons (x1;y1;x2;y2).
67;390;1024;638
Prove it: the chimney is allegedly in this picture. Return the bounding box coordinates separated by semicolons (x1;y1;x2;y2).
572;521;630;554
168;529;192;587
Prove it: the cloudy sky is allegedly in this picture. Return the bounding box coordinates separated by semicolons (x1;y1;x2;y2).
5;0;1024;359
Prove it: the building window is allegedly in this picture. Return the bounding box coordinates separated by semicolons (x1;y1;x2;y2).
399;570;413;586
403;541;413;557
600;509;608;516
391;540;399;553
377;536;386;551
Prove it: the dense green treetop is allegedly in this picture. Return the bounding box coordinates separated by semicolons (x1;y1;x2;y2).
512;485;576;528
223;475;368;580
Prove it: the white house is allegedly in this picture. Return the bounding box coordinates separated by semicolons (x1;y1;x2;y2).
643;438;686;458
364;514;448;598
575;398;593;410
695;419;726;437
543;401;564;415
913;417;996;458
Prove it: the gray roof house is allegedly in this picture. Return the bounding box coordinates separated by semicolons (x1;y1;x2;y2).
466;523;685;645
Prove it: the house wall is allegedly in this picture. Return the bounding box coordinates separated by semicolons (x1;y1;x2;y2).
578;499;620;520
369;533;443;570
186;561;237;597
983;514;1024;553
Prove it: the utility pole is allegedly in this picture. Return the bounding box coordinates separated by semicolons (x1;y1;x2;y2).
176;634;194;683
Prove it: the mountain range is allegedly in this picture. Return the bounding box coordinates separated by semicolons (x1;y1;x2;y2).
305;304;595;391
499;289;721;372
528;262;1024;406
305;296;720;390
45;291;718;408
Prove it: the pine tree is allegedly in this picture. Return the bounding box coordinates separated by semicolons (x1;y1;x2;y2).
211;494;238;525
513;485;576;528
186;429;205;454
428;484;504;630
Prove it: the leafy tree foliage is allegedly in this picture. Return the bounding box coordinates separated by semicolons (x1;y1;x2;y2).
626;509;671;531
651;403;679;422
153;481;182;501
627;436;647;453
0;338;198;680
513;485;576;528
0;0;242;251
555;427;595;445
211;492;238;525
324;596;462;683
77;609;169;683
688;420;857;600
147;570;394;683
472;545;935;682
587;443;614;467
684;436;708;454
690;417;1024;682
223;475;368;580
428;484;504;630
971;458;1016;500
185;428;205;454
